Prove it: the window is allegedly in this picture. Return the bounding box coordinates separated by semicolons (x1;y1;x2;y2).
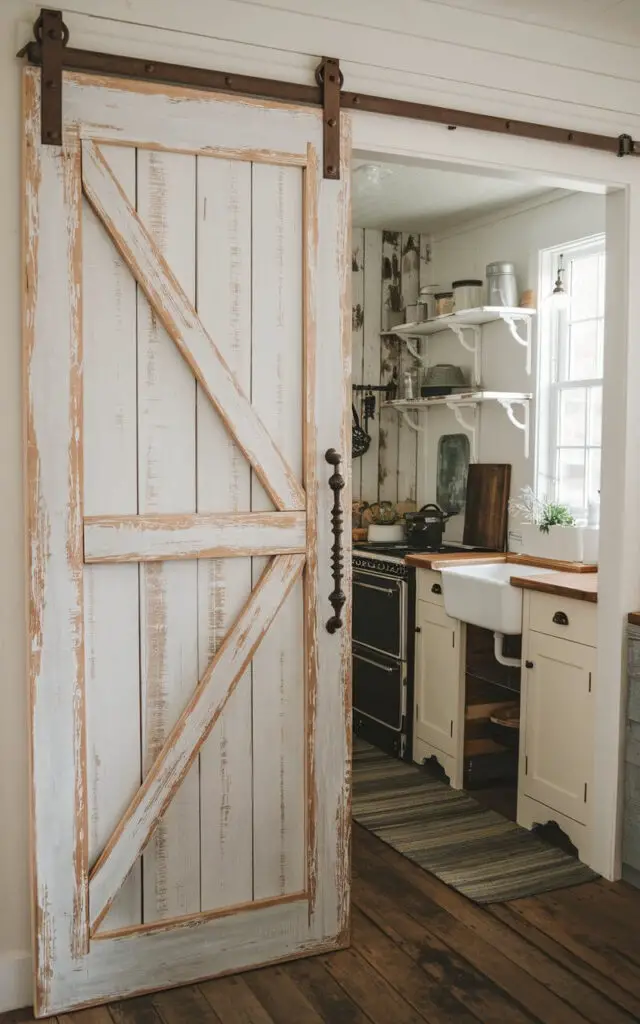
537;236;605;517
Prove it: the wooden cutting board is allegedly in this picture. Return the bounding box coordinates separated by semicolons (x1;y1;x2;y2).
463;463;511;551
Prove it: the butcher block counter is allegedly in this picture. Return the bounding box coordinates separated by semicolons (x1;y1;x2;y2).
406;551;598;603
510;571;598;604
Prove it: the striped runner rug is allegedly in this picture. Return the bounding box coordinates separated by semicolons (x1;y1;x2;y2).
352;739;598;903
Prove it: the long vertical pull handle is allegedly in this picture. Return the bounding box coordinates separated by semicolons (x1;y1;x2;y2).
325;448;345;633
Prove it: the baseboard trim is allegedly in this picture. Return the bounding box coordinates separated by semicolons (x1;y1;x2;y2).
0;950;32;1013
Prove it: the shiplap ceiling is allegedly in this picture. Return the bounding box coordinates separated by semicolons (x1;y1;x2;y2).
428;0;640;44
352;159;565;233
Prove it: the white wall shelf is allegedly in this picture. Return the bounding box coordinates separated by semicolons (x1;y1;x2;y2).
381;306;536;384
382;391;532;461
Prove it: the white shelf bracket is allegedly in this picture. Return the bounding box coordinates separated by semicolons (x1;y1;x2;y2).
449;324;481;386
497;398;530;458
398;408;424;433
501;314;532;375
404;336;426;366
446;401;478;462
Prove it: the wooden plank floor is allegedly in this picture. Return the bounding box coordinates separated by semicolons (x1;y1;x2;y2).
6;822;640;1024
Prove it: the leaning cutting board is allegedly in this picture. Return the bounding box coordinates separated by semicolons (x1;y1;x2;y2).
463;463;511;551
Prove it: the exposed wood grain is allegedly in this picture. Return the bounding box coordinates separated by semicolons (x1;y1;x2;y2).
82;143;141;931
283;958;374;1024
151;986;222;1023
462;463;511;551
244;969;325;1024
136;148;200;924
24;66;89;1014
195;154;254;915
251;162;306;901
199;975;276;1024
81;140;304;512
89;139;308;165
83;512;307;562
108;996;163;1024
510;571;598;602
303;144;320;916
89;554;305;931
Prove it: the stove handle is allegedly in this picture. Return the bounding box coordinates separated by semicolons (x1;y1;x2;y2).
354;580;396;597
325;449;345;633
353;653;394;673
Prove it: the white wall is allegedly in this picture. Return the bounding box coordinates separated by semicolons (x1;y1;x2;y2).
2;0;640;1011
422;191;606;540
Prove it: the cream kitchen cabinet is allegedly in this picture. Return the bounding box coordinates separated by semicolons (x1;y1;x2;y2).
413;575;466;788
518;590;596;863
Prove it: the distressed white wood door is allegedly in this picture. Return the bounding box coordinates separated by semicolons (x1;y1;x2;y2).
24;67;351;1018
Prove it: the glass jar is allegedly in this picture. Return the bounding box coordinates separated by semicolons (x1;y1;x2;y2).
434;291;454;317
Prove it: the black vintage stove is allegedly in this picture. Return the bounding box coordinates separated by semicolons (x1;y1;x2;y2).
352;540;484;760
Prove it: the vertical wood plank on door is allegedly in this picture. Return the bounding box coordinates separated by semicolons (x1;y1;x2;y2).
361;231;382;503
379;231;401;503
195;155;253;912
251;163;305;900
351;227;364;501
83;144;141;930
137;149;200;921
397;232;420;505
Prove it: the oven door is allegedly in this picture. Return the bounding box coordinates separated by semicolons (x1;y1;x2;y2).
353;644;404;732
353;570;405;659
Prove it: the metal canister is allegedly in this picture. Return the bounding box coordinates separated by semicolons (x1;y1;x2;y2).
486;262;518;307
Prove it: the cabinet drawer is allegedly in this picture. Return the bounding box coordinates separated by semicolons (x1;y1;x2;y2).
528;591;595;647
416;569;444;606
628;633;640;724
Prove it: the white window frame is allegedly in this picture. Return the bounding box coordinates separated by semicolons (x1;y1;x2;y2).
536;234;606;519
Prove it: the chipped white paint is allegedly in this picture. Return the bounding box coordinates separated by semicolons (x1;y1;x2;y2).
89;553;305;932
251;162;306;900
361;230;382;502
82;142;142;930
136;147;201;924
195;155;254;913
25;67;350;1016
84;511;307;562
82;140;305;513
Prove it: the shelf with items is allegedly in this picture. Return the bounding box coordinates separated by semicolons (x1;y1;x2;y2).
380;306;536;385
381;391;532;461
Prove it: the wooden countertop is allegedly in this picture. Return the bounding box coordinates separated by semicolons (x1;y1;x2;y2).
629;611;640;626
406;551;597;574
405;551;504;570
510;571;598;603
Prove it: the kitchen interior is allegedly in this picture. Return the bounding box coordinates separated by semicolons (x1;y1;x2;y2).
350;154;616;886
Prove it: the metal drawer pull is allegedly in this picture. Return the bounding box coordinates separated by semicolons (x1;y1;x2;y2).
325;449;345;633
354;653;394;673
552;611;569;626
355;580;396;597
431;583;442;595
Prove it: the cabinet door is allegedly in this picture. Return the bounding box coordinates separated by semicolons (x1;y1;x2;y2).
414;600;462;756
523;632;595;824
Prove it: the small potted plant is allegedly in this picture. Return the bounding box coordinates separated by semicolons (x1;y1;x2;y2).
509;487;583;562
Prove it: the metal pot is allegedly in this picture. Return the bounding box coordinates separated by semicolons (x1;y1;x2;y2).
404;503;453;550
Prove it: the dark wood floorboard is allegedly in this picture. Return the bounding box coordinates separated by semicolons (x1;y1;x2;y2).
6;822;640;1024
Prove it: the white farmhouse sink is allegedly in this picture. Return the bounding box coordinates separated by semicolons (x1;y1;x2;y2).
440;562;552;634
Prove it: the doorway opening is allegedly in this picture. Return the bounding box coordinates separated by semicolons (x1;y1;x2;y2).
347;119;636;891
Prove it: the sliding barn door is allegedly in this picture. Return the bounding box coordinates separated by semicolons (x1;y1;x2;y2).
24;67;351;1017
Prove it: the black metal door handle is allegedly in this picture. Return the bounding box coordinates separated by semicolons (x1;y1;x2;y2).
431;583;442;595
552;611;569;626
525;660;534;669
325;449;345;633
